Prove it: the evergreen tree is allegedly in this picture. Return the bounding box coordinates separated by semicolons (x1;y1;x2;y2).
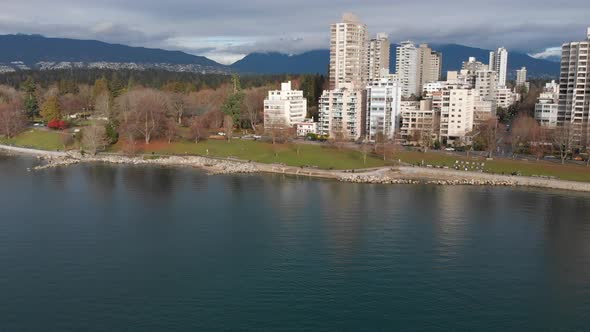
222;75;244;127
22;77;39;120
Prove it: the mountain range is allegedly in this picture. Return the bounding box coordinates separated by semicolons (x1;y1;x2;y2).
0;34;559;78
233;44;560;78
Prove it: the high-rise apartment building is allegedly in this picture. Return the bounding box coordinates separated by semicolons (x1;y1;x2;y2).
396;41;419;97
329;14;369;90
318;84;364;140
395;42;441;98
368;33;390;80
516;67;527;87
489;47;508;87
558;27;590;146
365;77;402;141
263;81;307;129
417;44;442;89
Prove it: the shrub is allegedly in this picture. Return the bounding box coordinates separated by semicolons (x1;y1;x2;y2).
47;119;68;130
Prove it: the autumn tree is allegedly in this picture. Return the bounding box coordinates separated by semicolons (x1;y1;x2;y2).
510;114;539;158
0;92;26;138
40;95;62;121
82;124;108;155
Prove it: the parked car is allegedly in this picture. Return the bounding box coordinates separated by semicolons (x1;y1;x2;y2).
217;132;226;136
444;147;455;151
574;156;584;161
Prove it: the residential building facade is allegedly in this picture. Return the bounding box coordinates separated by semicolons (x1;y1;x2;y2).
263;81;307;129
438;88;475;143
396;41;419;97
489;47;508;87
558;27;590;146
368;33;390;81
329;14;369;90
318;84;364;140
365;77;402;141
296;119;318;137
417;44;442;91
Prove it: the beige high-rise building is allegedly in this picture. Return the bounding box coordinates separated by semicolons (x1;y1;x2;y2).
417;44;442;90
329;14;369;90
368;33;390;80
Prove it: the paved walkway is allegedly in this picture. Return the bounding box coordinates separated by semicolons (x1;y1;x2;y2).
0;144;68;157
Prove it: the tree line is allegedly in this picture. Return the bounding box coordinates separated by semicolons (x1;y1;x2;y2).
0;70;327;154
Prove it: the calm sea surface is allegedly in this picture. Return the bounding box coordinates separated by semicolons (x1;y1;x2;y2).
1;155;590;331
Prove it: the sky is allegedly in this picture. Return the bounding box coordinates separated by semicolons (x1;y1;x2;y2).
0;0;588;64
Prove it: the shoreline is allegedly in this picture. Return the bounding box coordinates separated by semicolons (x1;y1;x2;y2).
2;144;590;193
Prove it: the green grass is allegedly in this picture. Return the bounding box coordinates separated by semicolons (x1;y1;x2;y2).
396;151;590;182
140;139;386;170
0;129;68;151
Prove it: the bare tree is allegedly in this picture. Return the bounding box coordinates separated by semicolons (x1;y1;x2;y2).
82;124;107;155
61;133;74;151
553;123;574;164
164;118;177;144
170;93;186;125
189;116;207;143
120;89;169;144
242;88;265;132
0;100;26;138
223;115;234;142
94;92;111;118
0;88;26;138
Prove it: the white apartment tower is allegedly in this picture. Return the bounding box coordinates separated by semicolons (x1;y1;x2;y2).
263;81;307;129
396;41;419;97
368;33;390;80
516;67;527;87
558;27;590;146
489;47;508;87
366;77;402;141
329;14;369;90
318;84;364;140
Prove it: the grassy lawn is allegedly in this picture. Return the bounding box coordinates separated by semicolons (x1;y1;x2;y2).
0;129;69;151
396;151;590;182
138;139;386;170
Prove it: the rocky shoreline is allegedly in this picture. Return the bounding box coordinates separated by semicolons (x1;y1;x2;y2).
2;144;589;193
31;153;259;175
339;174;518;187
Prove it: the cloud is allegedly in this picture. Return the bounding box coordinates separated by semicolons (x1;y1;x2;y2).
0;0;589;63
529;47;562;59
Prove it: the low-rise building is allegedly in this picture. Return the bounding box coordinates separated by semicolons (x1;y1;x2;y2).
296;119;318;137
495;87;519;109
400;99;437;143
263;81;307;130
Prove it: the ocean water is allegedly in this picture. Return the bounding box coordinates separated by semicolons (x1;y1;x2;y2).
1;155;589;331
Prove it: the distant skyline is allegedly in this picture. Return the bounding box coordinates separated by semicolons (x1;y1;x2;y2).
0;0;588;64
